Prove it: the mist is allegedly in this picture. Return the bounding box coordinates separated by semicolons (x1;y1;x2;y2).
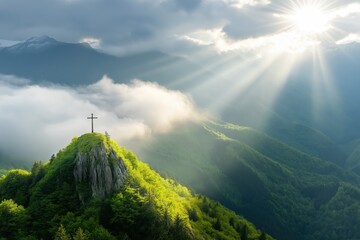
0;75;198;165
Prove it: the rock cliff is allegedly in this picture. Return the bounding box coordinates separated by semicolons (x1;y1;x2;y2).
73;141;128;202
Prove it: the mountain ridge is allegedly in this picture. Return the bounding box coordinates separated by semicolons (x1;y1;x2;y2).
0;133;273;240
5;35;59;52
0;36;202;87
135;120;360;240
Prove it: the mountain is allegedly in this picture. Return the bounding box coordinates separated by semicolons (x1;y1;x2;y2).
4;35;60;53
221;102;347;166
0;133;272;240
135;120;360;240
0;36;211;89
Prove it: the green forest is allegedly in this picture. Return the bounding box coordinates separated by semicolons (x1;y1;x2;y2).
136;121;360;240
0;133;272;240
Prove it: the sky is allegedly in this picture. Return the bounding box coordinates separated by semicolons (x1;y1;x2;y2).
0;0;360;164
0;0;360;56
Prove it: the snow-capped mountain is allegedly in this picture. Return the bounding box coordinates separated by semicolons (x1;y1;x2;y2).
4;35;59;53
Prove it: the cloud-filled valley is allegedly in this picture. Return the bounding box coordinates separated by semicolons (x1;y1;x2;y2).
0;75;197;163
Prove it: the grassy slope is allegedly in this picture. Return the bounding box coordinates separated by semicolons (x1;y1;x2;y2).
137;121;360;240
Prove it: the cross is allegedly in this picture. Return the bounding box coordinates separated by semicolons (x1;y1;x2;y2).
87;113;98;133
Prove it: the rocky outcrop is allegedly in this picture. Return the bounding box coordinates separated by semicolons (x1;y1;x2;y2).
73;142;128;202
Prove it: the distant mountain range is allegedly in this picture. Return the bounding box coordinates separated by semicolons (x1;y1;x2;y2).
0;35;208;89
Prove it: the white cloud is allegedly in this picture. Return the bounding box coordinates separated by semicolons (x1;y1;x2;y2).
222;0;270;9
79;37;101;48
85;76;196;133
0;75;197;163
181;28;227;48
179;1;360;54
182;28;320;54
336;33;360;45
333;3;360;18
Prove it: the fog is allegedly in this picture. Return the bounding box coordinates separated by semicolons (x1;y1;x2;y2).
0;75;198;164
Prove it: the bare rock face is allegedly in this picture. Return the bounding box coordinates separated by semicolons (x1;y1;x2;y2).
73;142;128;202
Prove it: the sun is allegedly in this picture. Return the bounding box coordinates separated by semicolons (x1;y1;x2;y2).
285;3;332;35
268;2;335;53
292;6;330;34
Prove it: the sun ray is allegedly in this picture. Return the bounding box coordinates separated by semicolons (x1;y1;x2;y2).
150;0;351;136
309;46;342;124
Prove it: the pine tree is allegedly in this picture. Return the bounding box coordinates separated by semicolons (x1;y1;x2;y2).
172;214;190;240
187;207;199;221
229;217;235;227
213;217;222;231
54;224;70;240
73;227;87;240
241;225;248;240
259;230;266;240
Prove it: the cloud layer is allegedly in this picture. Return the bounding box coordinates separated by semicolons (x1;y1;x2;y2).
0;75;197;163
1;0;359;55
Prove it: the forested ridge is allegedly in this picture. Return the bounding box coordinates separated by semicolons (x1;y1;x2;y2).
0;133;272;240
137;121;360;240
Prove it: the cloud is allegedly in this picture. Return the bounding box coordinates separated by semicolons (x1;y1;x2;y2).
172;0;202;12
336;33;360;45
0;0;359;56
0;75;197;163
181;27;320;54
222;0;270;9
179;1;360;54
79;37;101;48
332;2;360;17
0;0;279;56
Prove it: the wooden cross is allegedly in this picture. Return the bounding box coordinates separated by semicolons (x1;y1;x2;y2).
87;113;98;133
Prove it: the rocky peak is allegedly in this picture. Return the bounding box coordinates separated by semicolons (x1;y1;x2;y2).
5;35;59;53
73;139;128;202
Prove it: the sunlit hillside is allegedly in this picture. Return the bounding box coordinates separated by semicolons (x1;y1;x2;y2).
0;133;272;240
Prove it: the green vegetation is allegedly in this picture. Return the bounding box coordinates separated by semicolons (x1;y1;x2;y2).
137;121;360;240
0;199;28;239
221;103;347;166
0;133;272;240
0;169;8;177
346;140;360;174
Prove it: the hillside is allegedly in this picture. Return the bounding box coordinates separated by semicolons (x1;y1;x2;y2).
221;102;347;166
0;133;272;240
136;121;360;240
